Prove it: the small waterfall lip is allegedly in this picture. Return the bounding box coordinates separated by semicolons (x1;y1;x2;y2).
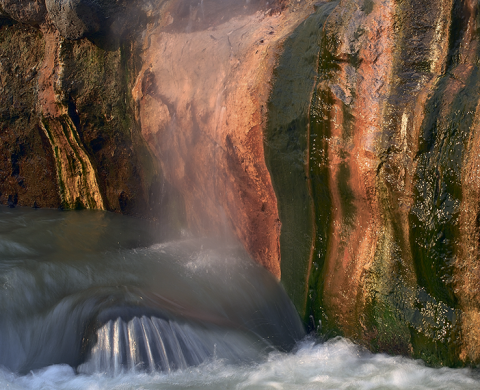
0;208;305;375
78;311;275;375
77;282;283;375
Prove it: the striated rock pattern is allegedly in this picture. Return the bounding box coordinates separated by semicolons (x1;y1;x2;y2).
3;0;480;367
266;0;480;366
0;1;166;217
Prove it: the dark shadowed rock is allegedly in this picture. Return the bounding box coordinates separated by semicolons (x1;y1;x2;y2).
0;6;13;26
0;0;47;25
45;0;104;39
45;0;151;40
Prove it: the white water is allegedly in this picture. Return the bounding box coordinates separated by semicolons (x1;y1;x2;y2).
1;208;479;389
2;337;479;390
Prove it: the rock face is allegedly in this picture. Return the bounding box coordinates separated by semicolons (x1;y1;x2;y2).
45;0;152;39
3;0;480;367
131;0;308;278
45;0;105;39
0;0;47;25
266;0;480;366
0;24;59;208
0;0;301;271
0;7;165;217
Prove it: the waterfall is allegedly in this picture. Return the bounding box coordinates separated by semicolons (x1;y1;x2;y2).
0;207;304;374
78;315;267;374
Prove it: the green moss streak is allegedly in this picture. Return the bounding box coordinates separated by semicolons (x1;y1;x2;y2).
54;145;67;209
337;162;356;228
362;0;374;15
264;2;337;318
306;86;335;335
341;103;355;140
406;6;480;361
411;68;480;308
408;67;480;364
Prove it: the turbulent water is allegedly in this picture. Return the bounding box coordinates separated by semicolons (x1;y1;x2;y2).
2;338;480;390
0;207;479;389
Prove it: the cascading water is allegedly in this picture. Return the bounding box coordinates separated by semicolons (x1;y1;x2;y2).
1;207;480;389
0;206;303;374
2;0;480;388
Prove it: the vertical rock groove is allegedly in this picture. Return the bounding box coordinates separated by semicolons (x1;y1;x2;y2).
267;0;480;365
3;0;480;366
265;1;338;317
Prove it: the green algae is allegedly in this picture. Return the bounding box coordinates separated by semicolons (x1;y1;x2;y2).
408;64;480;365
337;162;356;228
266;0;476;367
264;2;337;318
411;68;478;305
306;86;336;335
362;0;374;15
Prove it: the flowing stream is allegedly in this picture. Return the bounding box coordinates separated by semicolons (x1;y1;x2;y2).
0;206;479;389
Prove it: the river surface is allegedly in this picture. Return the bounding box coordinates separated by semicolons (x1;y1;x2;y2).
0;207;479;389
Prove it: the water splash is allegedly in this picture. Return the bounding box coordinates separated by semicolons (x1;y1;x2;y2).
78;315;266;375
0;207;304;374
2;338;480;390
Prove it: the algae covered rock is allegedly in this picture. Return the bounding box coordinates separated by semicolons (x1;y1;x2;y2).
266;0;480;367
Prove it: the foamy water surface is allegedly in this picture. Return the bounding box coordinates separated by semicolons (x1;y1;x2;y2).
2;337;479;390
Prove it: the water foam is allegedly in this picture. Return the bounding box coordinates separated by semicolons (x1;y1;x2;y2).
2;338;479;390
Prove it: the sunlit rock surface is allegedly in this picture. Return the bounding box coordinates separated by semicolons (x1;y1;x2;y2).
132;0;314;278
2;0;480;367
266;0;480;366
0;0;312;276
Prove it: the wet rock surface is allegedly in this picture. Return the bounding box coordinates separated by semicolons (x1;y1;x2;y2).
0;0;300;264
3;0;480;367
132;0;314;277
267;0;480;367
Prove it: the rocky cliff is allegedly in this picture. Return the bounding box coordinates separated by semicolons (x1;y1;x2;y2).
267;0;480;366
0;0;161;216
0;0;312;275
2;0;480;366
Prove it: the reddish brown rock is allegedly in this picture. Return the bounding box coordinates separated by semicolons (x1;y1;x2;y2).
0;23;59;208
5;0;480;367
0;16;163;216
267;0;480;366
0;0;316;277
132;1;320;277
